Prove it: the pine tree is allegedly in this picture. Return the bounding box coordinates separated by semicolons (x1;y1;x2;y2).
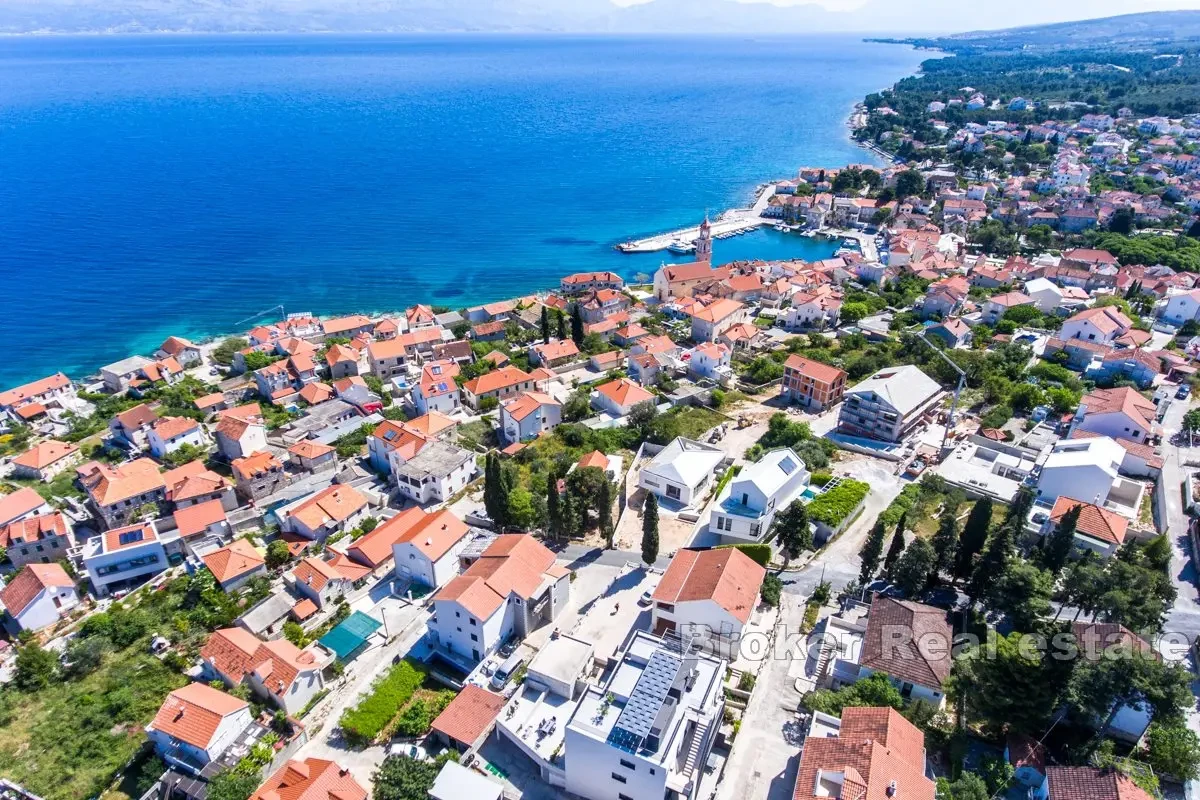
540;305;551;344
968;523;1015;607
546;468;562;539
890;537;936;597
571;304;585;346
931;508;959;584
598;481;615;549
775;499;812;561
1043;503;1082;576
642;493;659;565
883;512;907;571
859;519;887;584
955;497;993;581
556;310;567;341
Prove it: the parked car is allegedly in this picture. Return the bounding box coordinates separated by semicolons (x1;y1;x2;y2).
638;590;654;606
387;743;430;761
1177;384;1190;400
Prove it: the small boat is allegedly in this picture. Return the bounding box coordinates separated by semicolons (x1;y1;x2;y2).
667;240;694;253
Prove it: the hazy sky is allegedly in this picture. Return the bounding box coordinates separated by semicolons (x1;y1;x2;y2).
611;0;1200;30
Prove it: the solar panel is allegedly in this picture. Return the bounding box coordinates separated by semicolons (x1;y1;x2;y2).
609;649;682;752
778;456;797;474
118;529;144;546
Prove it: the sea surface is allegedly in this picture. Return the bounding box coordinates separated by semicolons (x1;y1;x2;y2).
0;34;923;387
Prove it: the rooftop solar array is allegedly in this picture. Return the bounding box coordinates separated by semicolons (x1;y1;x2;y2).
608;649;682;752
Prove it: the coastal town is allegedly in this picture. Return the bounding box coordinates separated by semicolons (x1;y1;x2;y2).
9;40;1200;800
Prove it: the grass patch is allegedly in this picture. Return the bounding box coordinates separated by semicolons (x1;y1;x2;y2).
670;406;726;440
339;660;429;747
805;480;870;529
456;420;497;451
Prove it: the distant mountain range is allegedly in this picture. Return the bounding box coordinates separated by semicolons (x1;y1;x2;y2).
902;9;1200;52
1;0;1199;36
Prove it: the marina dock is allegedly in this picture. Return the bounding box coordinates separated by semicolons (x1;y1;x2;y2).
616;184;775;254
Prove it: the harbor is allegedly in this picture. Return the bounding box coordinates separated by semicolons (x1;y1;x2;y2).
615;183;776;254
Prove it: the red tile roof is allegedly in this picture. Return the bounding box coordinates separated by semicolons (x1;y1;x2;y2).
793;707;933;800
431;684;506;746
0;512;69;548
12;439;79;471
653;548;765;624
174;499;228;538
434;534;559;620
0;562;74;617
860;596;952;690
249;758;367;800
784;355;847;385
1046;766;1153;800
0;488;50;525
202;539;265;584
1049;496;1128;546
149;683;249;751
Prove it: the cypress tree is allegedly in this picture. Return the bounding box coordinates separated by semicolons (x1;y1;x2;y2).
1043;503;1082;576
599;480;615;550
546;468;562;539
571;304;585;346
968;523;1015;607
859;519;887;584
556;310;567;341
484;453;507;530
642;493;659;565
931;509;959;583
540;305;551;344
955;497;993;581
883;512;907;571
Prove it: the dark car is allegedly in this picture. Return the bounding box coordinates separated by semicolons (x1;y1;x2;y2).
1177;385;1190;400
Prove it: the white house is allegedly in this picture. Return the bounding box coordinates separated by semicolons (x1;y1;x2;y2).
147;683;253;775
430;534;569;666
393;441;477;505
200;627;333;716
290;556;354;608
708;448;809;544
563;630;726;800
413;360;462;416
638;437;725;507
10;439;81;482
0;487;52;529
1069;387;1157;443
0;562;80;633
278;484;370;541
1024;277;1088;314
591;378;656;418
1036;436;1128;509
838;365;945;444
213;404;268;461
650;548;765;654
1160;288;1200;326
686;342;733;386
827;595;952;708
147;416;207;460
500;391;562;445
980;291;1035;325
1059;306;1133;345
690;299;748;343
390;507;471;589
81;521;171;597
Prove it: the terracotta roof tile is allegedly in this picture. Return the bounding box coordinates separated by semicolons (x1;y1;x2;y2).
203;538;265;584
249;758;367;800
652;548;765;624
430;685;506;745
0;562;74;617
149;683;249;751
860;596;953;690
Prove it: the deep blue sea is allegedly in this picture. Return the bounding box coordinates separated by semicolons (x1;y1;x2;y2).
0;34;923;387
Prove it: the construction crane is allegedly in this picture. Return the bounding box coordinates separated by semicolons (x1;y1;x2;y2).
914;332;967;454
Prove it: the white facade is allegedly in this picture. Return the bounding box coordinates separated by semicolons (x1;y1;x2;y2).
394;446;476;504
500;396;563;444
638;438;725;507
563;632;725;800
215;423;267;461
148;424;207;460
148;701;252;775
1161;290;1200;326
1036;437;1125;507
393;539;469;589
708;448;809;544
4;582;80;633
432;596;512;664
81;524;171;597
1023;278;1066;313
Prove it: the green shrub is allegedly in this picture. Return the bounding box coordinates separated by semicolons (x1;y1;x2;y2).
716;543;771;567
760;574;782;607
810;471;834;487
805;480;870;528
879;483;920;529
339;660;428;746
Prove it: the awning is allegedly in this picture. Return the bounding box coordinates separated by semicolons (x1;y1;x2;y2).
318;610;383;661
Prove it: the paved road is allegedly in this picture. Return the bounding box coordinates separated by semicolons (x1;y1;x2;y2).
1157;397;1200;642
782;459;906;596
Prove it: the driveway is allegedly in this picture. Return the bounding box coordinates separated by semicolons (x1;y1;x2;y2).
716;590;810;800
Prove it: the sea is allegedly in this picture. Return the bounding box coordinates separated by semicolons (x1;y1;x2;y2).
0;34;924;387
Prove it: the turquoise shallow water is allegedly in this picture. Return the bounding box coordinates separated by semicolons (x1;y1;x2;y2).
0;34;922;386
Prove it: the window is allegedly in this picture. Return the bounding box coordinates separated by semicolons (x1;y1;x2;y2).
611;774;627;784
470;618;477;626
619;759;636;770
470;634;478;642
666;485;681;500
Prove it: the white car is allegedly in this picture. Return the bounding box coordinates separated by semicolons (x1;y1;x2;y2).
387;743;430;761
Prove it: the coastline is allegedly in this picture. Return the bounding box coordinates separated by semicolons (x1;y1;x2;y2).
0;35;923;389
